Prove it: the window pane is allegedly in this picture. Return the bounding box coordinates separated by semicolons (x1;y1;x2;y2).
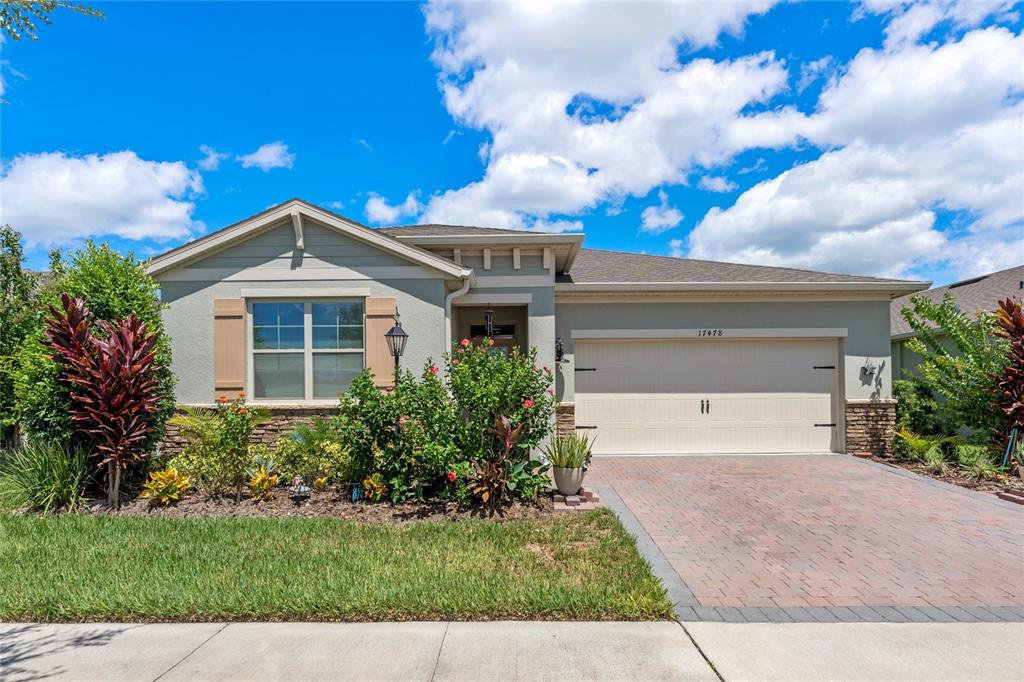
278;302;304;326
337;326;363;349
254;354;304;399
253;326;276;349
313;353;363;399
278;326;305;349
312;326;338;349
313;301;363;326
252;302;277;326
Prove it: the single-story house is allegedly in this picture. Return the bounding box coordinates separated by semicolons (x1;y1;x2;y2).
891;264;1024;380
148;199;928;457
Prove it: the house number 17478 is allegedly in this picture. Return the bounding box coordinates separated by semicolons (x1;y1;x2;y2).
697;329;724;337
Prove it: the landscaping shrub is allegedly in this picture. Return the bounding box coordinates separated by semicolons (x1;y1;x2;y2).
955;444;1001;480
44;294;162;508
169;397;270;499
992;297;1024;443
140;467;192;506
247;460;279;501
0;439;91;513
12;243;176;450
900;293;1006;436
274;417;354;488
336;339;554;505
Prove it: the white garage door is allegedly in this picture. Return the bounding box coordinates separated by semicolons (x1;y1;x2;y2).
574;338;839;455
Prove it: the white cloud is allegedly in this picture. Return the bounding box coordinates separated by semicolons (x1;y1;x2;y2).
197;144;230;171
859;0;1019;49
236;141;295;171
0;150;204;247
697;176;738;193
668;238;685;258
413;0;783;228
690;26;1024;278
364;193;422;224
357;139;374;151
796;55;834;92
640;190;683;234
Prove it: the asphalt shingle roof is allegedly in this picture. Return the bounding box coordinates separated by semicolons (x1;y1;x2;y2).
378;224;529;236
890;264;1024;336
557;248;910;284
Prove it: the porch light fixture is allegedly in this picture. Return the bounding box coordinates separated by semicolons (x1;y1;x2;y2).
484;309;495;338
385;309;409;370
555;337;565;363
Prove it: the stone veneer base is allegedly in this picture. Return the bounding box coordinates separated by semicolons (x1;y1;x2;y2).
844;399;897;458
157;406;339;457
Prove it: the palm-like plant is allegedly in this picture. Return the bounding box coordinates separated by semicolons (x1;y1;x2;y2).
893;429;959;468
44;294;160;508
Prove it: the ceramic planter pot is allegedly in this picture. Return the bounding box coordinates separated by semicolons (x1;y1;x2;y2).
553;466;585;496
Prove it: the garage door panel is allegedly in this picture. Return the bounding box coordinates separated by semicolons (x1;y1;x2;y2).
574;338;838;455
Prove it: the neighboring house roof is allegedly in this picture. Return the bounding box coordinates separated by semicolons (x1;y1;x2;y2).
890;264;1024;338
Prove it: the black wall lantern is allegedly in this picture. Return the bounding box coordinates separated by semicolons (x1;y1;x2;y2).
555;337;565;363
385;309;409;370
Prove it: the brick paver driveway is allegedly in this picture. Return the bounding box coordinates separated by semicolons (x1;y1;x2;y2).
589;454;1024;622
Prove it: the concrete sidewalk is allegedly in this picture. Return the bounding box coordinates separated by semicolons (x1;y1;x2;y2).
2;621;1021;681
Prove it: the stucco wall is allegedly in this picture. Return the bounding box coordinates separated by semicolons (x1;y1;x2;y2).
157;219;453;404
554;298;892;402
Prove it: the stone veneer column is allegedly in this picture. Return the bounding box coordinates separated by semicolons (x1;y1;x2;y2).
157;407;339;457
555;403;575;436
844;399;897;458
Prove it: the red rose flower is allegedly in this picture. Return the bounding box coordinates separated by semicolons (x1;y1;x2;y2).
451;358;459;365
430;366;439;375
447;471;457;483
523;399;534;408
460;338;470;347
216;395;228;403
487;338;494;346
238;407;247;415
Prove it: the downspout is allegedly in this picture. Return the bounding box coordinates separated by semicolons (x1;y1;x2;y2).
444;275;473;352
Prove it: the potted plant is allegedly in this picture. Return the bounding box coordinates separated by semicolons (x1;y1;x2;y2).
544;433;592;495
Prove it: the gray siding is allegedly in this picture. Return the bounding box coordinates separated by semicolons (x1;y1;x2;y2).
554;299;892;402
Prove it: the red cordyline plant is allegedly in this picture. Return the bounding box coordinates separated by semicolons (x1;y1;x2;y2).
993;297;1024;445
45;293;161;508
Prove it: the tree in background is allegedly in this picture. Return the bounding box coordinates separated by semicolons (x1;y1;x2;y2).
13;242;176;451
1;1;104;41
901;293;1006;437
0;225;43;447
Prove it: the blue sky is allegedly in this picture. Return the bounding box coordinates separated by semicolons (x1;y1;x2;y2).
2;1;1022;284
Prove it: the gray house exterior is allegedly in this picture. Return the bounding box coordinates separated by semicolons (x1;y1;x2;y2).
148;199;927;457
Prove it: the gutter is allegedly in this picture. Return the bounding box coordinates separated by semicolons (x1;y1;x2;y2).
444;273;474;351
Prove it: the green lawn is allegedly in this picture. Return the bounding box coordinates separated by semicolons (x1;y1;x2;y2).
0;509;671;622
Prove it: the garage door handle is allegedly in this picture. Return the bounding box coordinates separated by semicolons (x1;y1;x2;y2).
814;423;837;427
575;425;597;430
813;365;835;369
701;399;705;414
575;367;597;372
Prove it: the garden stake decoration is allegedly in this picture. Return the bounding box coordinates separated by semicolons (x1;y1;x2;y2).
44;294;161;509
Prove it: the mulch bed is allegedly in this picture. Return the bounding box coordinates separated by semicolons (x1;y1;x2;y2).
867;455;1024;494
102;488;554;522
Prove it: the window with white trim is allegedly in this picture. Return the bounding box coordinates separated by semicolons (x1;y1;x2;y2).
250;300;364;400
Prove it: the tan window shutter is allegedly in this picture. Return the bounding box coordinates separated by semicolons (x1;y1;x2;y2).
213;299;246;395
364;297;397;388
